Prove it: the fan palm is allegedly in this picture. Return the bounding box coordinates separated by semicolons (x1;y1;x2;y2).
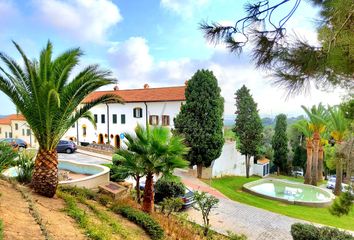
301;104;327;185
294;119;313;184
0;41;123;197
121;125;189;213
328;106;349;196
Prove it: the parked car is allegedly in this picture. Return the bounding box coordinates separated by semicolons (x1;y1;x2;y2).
0;138;27;150
139;181;195;209
292;170;304;177
56;140;77;154
327;177;336;189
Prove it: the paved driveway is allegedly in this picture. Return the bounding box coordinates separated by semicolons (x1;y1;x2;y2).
175;169;301;240
58;152;110;165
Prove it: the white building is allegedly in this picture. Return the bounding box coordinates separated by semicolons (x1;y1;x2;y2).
0;114;37;147
63;84;186;148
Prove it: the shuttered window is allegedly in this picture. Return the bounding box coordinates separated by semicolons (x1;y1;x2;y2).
149;115;159;126
162;115;170;126
133;108;143;118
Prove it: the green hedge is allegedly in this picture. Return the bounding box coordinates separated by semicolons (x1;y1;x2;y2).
111;205;164;240
291;223;354;240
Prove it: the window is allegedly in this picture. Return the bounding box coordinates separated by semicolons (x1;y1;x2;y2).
5;132;7;138
27;129;31;136
94;114;98;123
101;114;105;124
121;114;126;124
112;114;117;124
133;107;143;118
15;123;18;130
9;132;12;138
22;129;25;136
82;125;87;136
149;115;159;126
162;115;170;126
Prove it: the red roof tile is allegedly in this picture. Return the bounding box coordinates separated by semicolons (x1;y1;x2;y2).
0;114;26;125
83;86;186;103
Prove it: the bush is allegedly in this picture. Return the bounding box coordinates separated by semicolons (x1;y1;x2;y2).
227;231;247;240
58;186;96;200
160;197;183;216
103;154;129;182
154;178;185;203
97;194;112;207
16;150;35;183
0;142;18;172
291;223;354;240
111;204;164;240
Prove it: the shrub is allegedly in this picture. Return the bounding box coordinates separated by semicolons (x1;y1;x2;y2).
160;197;183;216
58;186;96;200
227;231;247;240
0;142;18;172
103;154;129;182
111;204;164;240
97;194;112;207
291;223;354;240
16;150;35;183
154;178;185;203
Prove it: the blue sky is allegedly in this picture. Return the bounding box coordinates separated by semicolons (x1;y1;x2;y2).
0;0;346;117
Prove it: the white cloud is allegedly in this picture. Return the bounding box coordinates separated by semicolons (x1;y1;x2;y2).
34;0;122;43
108;37;345;117
160;0;208;18
0;0;19;23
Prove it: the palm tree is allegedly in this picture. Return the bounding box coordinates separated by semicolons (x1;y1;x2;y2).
328;107;349;196
120;125;189;213
0;41;122;197
294;120;313;184
113;150;146;203
301;104;327;185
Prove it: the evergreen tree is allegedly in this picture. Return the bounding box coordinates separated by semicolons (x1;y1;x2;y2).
233;85;263;178
272;114;289;175
174;69;224;178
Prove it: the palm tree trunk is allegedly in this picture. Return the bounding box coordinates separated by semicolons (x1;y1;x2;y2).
334;157;343;196
304;140;312;184
142;172;154;213
311;132;320;186
197;163;203;178
31;149;58;197
317;145;324;181
135;175;141;203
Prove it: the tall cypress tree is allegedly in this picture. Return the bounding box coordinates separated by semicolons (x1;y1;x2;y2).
174;69;224;178
233;85;263;178
272;114;289;175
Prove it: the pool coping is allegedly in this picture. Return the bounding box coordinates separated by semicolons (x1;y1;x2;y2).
58;160;110;188
242;178;336;207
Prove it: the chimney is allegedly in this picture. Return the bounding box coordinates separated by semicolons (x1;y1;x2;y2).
113;85;119;91
144;84;149;89
184;80;188;86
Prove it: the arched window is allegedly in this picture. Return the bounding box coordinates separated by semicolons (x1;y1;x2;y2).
133;107;143;118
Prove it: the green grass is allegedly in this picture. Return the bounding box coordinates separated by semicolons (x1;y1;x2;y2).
224;127;236;141
207;176;354;231
0;219;3;240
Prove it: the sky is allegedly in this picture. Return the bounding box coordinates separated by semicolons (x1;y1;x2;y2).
0;0;348;117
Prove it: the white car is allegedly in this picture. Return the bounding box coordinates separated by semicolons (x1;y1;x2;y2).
327;177;336;189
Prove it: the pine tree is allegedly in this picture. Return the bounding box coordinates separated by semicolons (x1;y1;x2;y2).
233;85;263;178
272;114;289;175
174;69;224;178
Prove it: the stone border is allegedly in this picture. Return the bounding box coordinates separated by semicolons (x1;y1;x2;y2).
242;178;335;207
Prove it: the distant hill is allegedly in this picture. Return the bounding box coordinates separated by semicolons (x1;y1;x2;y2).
225;115;305;127
0;115;5;118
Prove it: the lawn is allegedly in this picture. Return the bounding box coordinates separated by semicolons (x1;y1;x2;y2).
206;176;354;231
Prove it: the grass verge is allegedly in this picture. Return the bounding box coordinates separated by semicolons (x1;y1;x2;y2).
0;219;3;240
57;191;111;240
205;176;354;231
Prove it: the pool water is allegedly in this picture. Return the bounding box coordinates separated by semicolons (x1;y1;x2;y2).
243;179;335;206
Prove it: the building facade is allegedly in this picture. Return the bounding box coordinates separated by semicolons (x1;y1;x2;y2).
0;114;36;147
63;85;186;148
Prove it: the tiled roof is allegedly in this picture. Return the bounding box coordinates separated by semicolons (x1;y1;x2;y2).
257;158;270;165
83;86;186;103
0;114;26;125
